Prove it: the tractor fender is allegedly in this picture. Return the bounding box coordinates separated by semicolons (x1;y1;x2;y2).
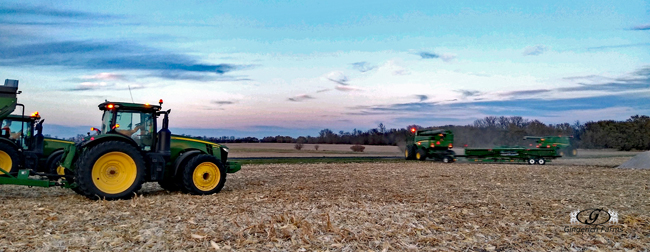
45;149;65;166
172;150;203;176
79;134;139;150
0;137;20;150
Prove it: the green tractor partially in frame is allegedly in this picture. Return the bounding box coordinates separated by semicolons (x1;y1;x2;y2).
0;79;74;178
57;99;241;200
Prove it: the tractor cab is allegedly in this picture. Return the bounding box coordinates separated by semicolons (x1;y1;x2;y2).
96;100;170;154
1;112;43;152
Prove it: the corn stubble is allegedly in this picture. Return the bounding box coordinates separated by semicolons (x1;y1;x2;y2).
0;161;648;251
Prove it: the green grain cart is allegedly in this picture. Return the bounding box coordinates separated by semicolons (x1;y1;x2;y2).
523;135;577;157
57;100;241;200
404;128;456;163
0;79;74;179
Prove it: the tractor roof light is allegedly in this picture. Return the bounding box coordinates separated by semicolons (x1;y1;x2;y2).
159;99;163;105
410;128;416;133
107;104;114;109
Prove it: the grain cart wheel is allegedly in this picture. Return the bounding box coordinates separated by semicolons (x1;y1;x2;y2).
537;158;546;165
527;158;536;165
75;141;145;200
416;149;427;161
405;145;416;160
182;154;226;195
442;156;451;163
0;142;19;175
557;149;565;157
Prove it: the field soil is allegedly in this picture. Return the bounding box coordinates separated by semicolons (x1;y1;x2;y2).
1;158;648;251
225;143;403;158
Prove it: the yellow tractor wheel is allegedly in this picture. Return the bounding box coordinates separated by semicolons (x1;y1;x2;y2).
74;141;145;200
182;154;226;195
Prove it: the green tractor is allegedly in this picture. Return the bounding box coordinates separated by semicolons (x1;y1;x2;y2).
404;128;456;163
0;79;74;177
57;100;241;200
523;135;577;157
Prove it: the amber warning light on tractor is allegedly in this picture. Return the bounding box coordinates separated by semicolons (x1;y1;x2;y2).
410;128;416;133
159;99;163;105
31;111;39;117
107;104;114;109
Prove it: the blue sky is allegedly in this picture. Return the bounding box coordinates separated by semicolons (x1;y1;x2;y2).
1;0;649;138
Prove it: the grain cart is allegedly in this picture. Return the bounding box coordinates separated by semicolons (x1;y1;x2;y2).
463;147;559;165
57;100;241;200
523;136;576;157
404;128;456;163
0;79;74;178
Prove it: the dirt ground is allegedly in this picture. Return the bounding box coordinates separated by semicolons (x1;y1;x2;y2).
225;143;403;157
0;154;648;251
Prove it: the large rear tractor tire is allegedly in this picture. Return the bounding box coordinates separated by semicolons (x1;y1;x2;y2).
404;145;416;160
0;142;19;176
416;149;427;161
74;141;145;200
182;154;226;195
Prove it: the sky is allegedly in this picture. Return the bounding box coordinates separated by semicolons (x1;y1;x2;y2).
1;0;649;138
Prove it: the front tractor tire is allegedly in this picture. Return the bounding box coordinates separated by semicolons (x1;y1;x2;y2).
182;154;227;195
416;149;427;161
405;145;416;160
0;142;20;175
74;141;145;200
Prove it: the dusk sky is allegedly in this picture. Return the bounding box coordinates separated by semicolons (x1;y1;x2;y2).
1;0;649;138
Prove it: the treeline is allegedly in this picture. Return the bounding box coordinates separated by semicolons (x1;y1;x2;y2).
63;115;648;151
252;115;650;151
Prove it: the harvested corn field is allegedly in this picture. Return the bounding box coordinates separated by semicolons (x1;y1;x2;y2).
1;161;649;251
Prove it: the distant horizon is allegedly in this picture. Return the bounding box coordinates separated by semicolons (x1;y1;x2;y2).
41;113;646;140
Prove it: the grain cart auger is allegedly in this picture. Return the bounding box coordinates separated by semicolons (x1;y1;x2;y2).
0;79;74;188
404;128;456;163
57;100;241;200
523;135;576;157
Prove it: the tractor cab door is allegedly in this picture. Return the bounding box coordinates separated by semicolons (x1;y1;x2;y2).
114;111;155;151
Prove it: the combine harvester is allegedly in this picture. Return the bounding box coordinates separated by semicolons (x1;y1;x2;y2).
0;79;241;200
0;79;74;181
405;128;560;165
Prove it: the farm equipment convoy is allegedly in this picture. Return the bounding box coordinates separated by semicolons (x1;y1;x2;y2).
0;79;241;200
404;128;560;165
523;135;577;157
0;79;74;182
